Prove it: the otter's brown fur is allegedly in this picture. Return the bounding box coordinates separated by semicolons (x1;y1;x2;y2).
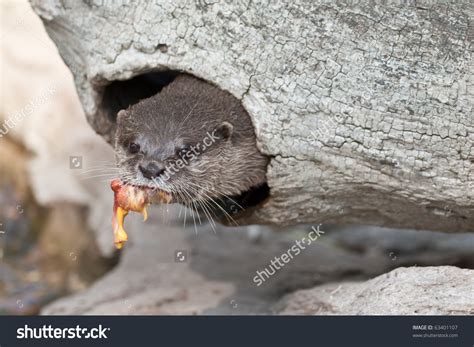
114;74;268;206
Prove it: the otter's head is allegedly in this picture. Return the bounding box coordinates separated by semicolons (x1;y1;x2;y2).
114;75;268;211
114;99;234;204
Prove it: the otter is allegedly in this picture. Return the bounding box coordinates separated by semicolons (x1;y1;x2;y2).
114;74;269;217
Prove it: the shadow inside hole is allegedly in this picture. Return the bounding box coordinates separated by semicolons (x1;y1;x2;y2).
101;70;180;123
206;183;270;222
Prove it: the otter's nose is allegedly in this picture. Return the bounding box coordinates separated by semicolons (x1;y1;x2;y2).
139;162;165;179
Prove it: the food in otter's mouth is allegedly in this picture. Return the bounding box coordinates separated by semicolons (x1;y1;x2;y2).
111;179;172;249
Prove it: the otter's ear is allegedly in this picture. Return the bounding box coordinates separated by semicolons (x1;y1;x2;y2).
215;121;233;141
117;109;128;125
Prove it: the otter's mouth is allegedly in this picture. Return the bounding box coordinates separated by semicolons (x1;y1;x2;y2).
117;177;177;203
111;178;174;249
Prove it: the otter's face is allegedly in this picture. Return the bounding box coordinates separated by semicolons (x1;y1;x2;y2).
114;108;233;203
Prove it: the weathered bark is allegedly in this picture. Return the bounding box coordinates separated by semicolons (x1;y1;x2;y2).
30;0;473;232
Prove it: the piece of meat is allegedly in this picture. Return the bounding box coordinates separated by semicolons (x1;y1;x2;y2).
111;179;171;249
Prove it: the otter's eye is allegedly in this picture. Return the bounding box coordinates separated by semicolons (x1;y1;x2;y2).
128;142;141;154
176;145;191;158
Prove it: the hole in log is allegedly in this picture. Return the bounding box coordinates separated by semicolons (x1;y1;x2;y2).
99;70;270;223
207;183;270;224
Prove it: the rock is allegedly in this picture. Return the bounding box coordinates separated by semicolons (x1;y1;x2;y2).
0;0;117;314
38;203;117;291
0;0;117;255
42;218;474;315
276;266;474;315
42;207;233;315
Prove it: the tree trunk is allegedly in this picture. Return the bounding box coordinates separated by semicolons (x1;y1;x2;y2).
30;0;474;232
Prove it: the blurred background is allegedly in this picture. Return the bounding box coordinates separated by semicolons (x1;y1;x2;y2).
1;0;473;315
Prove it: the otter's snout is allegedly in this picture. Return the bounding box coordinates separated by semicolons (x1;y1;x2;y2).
139;162;165;179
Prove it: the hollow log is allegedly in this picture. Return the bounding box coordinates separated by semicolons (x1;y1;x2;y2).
30;0;474;232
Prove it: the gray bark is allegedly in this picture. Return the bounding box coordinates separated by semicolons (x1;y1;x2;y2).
30;0;474;232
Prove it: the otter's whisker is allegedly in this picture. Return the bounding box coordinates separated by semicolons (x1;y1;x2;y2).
182;183;238;226
195;198;217;233
77;168;120;176
79;173;120;181
181;200;198;233
186;181;245;212
178;184;204;234
202;193;239;226
185;182;242;222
